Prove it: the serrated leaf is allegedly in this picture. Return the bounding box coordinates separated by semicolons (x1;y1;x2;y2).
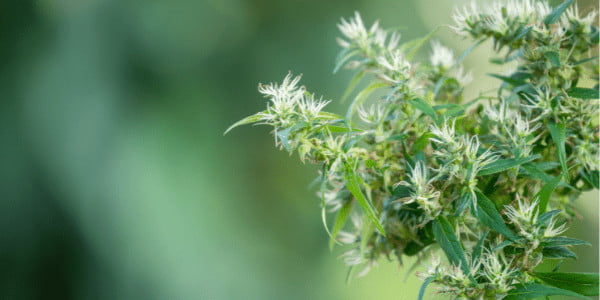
329;200;353;250
344;163;386;235
567;87;600;99
408;98;438;122
505;283;587;299
535;174;562;213
542;237;591;247
433;217;470;275
533;272;599;296
475;191;519;241
346;81;389;120
477;155;540;176
224;112;266;135
543;246;577;259
544;0;574;26
544;51;561;67
418;277;435;300
548;122;569;181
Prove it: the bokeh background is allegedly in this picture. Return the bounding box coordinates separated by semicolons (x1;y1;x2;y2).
1;0;598;299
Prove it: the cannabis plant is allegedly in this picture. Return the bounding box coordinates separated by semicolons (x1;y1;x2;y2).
227;0;599;298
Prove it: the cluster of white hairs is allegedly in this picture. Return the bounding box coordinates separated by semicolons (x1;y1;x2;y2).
229;0;599;299
451;0;551;35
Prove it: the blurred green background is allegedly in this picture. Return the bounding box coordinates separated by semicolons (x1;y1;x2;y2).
1;0;597;299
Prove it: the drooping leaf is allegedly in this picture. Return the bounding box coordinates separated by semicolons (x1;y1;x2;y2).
224;112;266;135
567;87;600;99
544;0;574;26
533;272;599;296
505;283;587;299
548;122;569;181
474;191;519;241
477;155;540;176
344;163;386;235
432;216;470;275
535;174;562;213
329;200;353;250
418;277;435;300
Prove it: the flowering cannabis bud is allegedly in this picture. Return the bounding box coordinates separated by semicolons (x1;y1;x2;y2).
227;1;599;299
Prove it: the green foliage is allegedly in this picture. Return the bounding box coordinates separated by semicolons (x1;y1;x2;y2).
228;0;599;299
533;272;599;296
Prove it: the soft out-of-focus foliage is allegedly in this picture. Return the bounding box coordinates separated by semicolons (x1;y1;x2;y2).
0;0;596;299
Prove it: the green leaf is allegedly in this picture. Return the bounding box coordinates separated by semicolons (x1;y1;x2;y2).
477;155;540;176
434;38;485;97
505;283;587;299
548;122;569;181
432;216;470;275
572;55;599;66
542;237;591;247
418;277;435;300
346;81;389;120
537;210;561;226
543;246;577;259
544;0;574;26
488;73;529;86
412;132;435;153
567;87;599;99
474;191;519;242
333;48;360;74
329;200;353;250
544;51;561;67
224;112;265;135
325;125;362;133
341;71;365;102
344;163;386;235
408;98;438;122
580;169;599;189
535;174;562;213
276;122;308;151
402;26;441;61
472;230;489;263
533;272;599;296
